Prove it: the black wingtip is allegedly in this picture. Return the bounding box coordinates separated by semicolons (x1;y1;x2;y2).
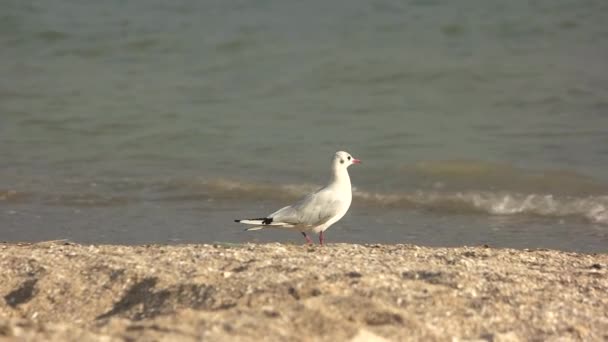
234;219;240;223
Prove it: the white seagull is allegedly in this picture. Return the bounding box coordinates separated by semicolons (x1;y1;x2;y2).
235;151;361;245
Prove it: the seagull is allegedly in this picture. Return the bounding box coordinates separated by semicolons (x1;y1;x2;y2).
235;151;361;245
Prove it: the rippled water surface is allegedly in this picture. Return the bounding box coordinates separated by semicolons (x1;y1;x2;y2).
2;0;608;252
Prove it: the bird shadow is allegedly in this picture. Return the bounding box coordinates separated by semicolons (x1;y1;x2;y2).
96;277;170;321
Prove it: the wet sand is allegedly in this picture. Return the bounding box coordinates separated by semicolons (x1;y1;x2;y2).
1;241;607;341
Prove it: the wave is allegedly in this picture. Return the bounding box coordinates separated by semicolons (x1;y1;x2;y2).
201;179;608;225
354;190;608;225
0;187;130;207
4;173;608;225
402;160;608;196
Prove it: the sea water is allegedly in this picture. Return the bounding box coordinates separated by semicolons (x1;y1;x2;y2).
1;0;607;252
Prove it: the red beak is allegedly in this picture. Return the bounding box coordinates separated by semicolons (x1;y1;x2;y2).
352;158;361;164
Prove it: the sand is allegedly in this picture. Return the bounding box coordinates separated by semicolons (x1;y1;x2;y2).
0;241;607;341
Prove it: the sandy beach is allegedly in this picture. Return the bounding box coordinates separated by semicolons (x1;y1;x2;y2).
0;241;606;341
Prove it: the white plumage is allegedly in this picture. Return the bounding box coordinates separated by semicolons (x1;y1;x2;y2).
235;151;361;245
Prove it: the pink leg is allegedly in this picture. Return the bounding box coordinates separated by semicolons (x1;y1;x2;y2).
301;232;312;245
319;231;324;246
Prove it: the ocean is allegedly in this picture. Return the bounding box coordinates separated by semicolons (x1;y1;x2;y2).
1;0;607;252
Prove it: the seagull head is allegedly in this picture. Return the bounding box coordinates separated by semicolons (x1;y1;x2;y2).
333;151;361;168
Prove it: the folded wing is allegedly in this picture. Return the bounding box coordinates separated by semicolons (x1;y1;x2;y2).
269;189;342;227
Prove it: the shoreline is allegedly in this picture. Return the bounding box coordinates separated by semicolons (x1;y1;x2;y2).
1;241;607;341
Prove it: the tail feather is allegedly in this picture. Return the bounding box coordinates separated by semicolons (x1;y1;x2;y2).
235;217;295;229
235;217;273;225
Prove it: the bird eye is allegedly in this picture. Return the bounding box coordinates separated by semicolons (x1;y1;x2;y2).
348;156;351;160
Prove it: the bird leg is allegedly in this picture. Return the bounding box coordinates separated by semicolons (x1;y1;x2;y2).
301;232;312;245
319;231;324;246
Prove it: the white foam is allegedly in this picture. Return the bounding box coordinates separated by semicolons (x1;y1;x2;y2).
205;178;608;225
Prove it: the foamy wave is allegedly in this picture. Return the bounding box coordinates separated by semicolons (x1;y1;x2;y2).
355;190;608;225
204;179;608;225
403;160;608;196
6;177;607;225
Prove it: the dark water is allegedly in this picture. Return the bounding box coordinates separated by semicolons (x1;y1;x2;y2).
1;0;608;252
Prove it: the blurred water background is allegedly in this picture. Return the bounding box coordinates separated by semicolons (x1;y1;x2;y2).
1;0;608;251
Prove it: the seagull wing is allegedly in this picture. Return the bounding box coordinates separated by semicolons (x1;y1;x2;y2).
270;187;342;227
